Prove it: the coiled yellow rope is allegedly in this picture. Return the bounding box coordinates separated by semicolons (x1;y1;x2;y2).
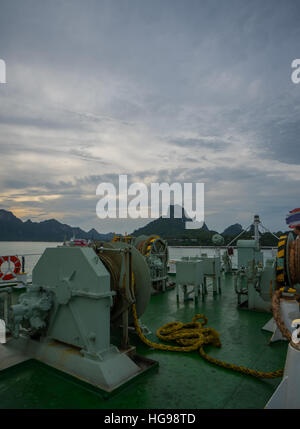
132;304;283;379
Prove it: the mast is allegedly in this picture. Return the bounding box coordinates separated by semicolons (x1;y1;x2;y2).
253;214;260;246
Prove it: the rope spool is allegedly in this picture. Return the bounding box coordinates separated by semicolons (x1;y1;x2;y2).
136;235;160;256
93;242;151;324
289;239;300;285
275;233;300;288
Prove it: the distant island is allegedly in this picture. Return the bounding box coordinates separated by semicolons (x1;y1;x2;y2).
132;209;283;246
0;209;113;242
0;208;284;246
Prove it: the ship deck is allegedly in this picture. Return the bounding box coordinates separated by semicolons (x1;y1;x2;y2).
0;274;288;409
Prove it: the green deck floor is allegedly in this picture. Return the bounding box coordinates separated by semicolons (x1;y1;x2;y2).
0;275;288;409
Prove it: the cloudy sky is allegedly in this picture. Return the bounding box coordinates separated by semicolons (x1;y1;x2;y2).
0;0;299;234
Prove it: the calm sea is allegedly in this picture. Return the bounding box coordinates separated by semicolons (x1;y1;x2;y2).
0;242;61;278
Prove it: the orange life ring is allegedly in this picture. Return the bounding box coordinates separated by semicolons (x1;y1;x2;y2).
0;255;21;281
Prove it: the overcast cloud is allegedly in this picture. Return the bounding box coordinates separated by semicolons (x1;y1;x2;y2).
0;0;299;233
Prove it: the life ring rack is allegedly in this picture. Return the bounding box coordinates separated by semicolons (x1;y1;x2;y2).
0;255;22;281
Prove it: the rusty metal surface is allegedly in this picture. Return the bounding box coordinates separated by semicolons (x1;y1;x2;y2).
289;239;300;285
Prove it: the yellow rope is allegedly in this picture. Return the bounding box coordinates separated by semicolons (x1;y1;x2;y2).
132;304;283;379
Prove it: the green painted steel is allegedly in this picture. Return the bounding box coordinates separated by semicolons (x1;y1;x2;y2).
0;274;288;409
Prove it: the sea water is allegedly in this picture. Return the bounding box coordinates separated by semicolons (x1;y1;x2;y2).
0;242;61;278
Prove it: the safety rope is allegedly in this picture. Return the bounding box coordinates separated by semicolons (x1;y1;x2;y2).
131;303;283;379
271;289;292;341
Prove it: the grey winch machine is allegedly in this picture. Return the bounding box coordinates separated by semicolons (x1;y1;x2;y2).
232;216;300;343
232;215;280;312
0;242;157;392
